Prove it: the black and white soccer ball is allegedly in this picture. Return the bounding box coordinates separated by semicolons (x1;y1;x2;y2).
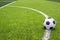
43;17;56;30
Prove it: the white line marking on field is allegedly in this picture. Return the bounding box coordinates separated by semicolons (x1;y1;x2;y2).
42;30;51;40
0;1;16;9
9;6;49;18
8;6;51;40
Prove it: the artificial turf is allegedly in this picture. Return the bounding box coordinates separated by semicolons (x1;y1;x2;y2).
0;0;60;40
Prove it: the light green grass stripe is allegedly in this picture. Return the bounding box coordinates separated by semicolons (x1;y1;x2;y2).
9;6;51;40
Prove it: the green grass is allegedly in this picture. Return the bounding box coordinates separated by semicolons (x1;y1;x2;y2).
0;0;16;7
0;0;60;40
0;2;11;7
0;7;44;40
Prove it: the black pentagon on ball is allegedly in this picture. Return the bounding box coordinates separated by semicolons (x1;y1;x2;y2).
50;27;53;30
53;21;55;24
44;26;46;29
46;21;50;25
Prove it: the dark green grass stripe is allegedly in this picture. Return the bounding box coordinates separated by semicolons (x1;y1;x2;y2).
0;2;10;7
0;0;16;7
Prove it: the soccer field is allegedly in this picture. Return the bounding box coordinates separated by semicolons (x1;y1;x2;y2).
0;0;60;40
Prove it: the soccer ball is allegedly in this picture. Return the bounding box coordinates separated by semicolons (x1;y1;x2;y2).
43;17;56;30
